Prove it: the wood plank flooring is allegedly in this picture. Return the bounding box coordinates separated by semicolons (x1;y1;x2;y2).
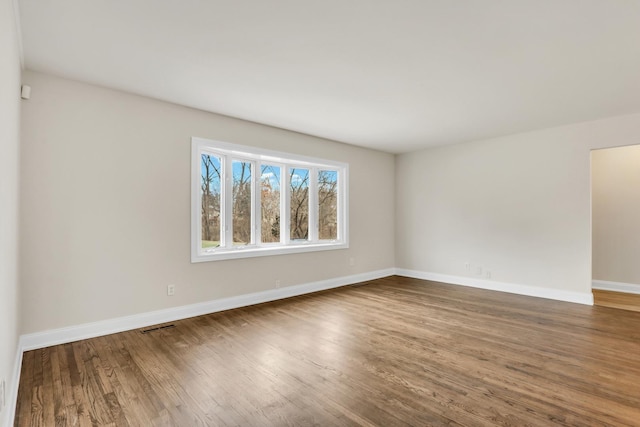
14;276;640;426
593;289;640;313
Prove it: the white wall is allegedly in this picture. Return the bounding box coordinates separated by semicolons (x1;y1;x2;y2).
396;113;640;299
0;0;21;424
592;144;640;285
19;71;395;335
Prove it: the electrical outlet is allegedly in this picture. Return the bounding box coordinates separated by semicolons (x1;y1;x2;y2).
275;280;281;288
464;262;470;271
485;270;492;279
167;285;175;296
349;257;356;266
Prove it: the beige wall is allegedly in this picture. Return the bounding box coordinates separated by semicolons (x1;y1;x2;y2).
396;113;640;296
17;61;640;339
0;0;21;424
19;71;395;334
592;144;640;285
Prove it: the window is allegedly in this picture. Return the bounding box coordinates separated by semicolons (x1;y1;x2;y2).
192;137;349;262
289;167;309;242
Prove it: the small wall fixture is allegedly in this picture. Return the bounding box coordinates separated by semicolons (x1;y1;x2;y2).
21;85;31;100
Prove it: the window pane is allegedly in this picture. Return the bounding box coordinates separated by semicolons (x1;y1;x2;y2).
201;154;221;248
290;168;309;241
232;160;252;245
261;165;281;243
318;170;338;240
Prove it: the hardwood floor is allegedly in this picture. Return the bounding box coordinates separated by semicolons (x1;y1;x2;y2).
15;276;640;426
593;289;640;313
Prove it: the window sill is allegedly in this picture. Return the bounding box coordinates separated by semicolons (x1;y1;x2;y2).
191;242;349;262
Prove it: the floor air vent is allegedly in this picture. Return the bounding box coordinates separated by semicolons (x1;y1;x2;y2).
140;324;176;334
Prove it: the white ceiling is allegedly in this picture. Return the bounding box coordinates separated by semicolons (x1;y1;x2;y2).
17;0;640;153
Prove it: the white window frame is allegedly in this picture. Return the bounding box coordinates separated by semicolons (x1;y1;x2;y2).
191;137;349;262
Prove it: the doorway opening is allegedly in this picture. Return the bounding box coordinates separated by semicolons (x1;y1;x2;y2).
591;144;640;312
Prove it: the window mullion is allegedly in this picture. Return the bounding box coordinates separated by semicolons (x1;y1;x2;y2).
283;165;291;245
254;161;261;246
223;155;233;248
337;169;344;242
196;147;204;254
309;167;318;243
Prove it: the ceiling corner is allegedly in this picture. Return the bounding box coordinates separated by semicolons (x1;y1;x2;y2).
12;0;25;69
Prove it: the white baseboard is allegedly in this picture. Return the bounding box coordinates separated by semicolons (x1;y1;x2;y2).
592;279;640;295
395;268;594;306
9;266;595;425
19;267;594;353
19;268;394;352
